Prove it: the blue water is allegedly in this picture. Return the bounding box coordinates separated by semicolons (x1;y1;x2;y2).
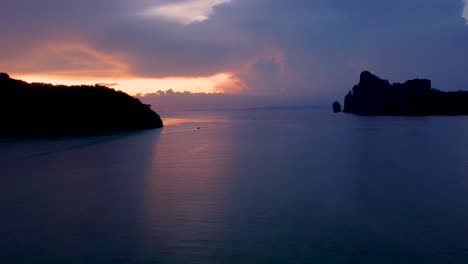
1;109;468;263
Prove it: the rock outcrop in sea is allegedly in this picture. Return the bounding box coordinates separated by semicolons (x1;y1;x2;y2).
0;72;163;136
333;101;342;113
341;71;468;116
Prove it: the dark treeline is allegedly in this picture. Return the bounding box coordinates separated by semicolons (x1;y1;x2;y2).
341;71;468;116
0;72;163;136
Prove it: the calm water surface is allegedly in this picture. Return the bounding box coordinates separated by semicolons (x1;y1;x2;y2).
1;109;468;263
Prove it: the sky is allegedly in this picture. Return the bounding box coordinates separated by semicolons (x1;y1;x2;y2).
1;0;468;110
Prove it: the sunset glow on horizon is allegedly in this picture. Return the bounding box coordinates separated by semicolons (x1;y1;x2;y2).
3;40;243;96
14;72;240;95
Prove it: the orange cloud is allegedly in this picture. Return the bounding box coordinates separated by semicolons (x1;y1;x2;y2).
3;41;244;95
3;42;130;79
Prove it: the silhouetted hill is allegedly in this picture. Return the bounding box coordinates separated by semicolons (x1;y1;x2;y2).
0;73;163;136
341;71;468;116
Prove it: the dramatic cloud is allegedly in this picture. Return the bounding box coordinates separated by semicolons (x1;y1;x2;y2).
464;0;468;24
1;0;468;111
141;0;232;25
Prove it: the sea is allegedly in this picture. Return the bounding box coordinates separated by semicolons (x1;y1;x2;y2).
1;108;468;263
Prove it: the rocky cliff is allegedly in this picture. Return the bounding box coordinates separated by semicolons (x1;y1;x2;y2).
342;71;468;116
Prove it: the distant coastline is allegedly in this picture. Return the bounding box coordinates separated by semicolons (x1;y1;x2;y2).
336;71;468;116
0;72;163;136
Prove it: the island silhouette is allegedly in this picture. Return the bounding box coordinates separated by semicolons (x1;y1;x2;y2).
336;71;468;116
0;72;163;136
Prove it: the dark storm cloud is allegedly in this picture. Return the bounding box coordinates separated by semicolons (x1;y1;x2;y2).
1;0;467;99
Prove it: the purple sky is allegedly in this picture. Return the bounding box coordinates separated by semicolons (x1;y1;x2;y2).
1;0;468;109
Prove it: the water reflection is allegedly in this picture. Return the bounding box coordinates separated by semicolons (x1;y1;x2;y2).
163;117;226;127
138;122;236;263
